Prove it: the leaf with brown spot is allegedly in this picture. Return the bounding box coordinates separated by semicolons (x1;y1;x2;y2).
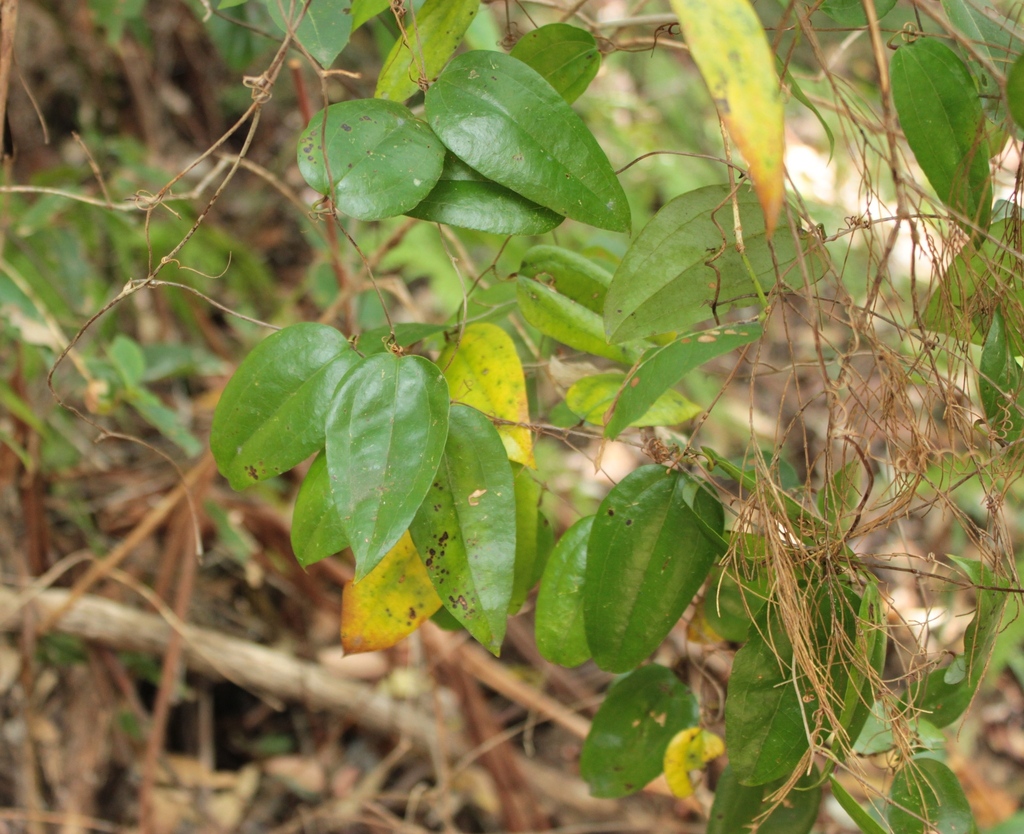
410;404;516;654
341;532;442;654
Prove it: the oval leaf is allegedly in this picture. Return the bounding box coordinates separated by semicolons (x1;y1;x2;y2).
326;353;450;579
707;766;822;834
518;276;645;364
580;665;699;798
888;758;976;834
584;465;725;673
670;0;785;232
409;404;515;654
266;0;353;67
535;515;592;667
292;451;349;568
376;0;479;102
406;152;563;235
604;185;807;343
425;50;630;232
438;322;534;467
605;323;762;438
211;323;358;490
980;308;1024;443
298;99;445;221
726;587;858;785
509;23;601;104
566;372;701;428
340;531;442;654
891;38;992;229
518;244;612;315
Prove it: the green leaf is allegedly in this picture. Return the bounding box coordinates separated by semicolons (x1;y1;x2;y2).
1008;53;1024;130
517;276;645;364
980;308;1024;443
942;0;1024;128
829;777;888;834
375;0;480;102
835;580;886;759
291;451;349;568
351;0;390;30
108;335;145;387
425;50;630;233
891;38;992;229
584;466;725;673
531;511;554;588
703;565;769;643
266;0;353;67
579;665;699;798
726;585;858;785
604;323;762;438
406;152;563;235
509;23;601;104
604;185;806;342
326;353;450;579
703;448;812;532
508;466;541;614
518;244;612;315
888;758;977;834
707;766;822;834
535;516;592;667
211;323;358;490
297;100;445;221
127;388;204;457
912;556;1010;727
670;0;785;232
358;322;449;356
566;372;701;428
725;609;811;785
818;460;864;532
819;0;896;26
778;56;835;160
410;404;515;654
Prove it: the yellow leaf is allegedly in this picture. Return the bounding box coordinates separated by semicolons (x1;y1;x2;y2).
663;727;726;798
340;532;441;654
670;0;785;234
439;323;535;467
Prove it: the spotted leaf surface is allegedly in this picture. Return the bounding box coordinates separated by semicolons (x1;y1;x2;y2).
297;99;445;221
340;532;442;654
409;404;515;654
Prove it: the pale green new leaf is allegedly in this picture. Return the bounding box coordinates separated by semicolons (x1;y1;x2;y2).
376;0;480;102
